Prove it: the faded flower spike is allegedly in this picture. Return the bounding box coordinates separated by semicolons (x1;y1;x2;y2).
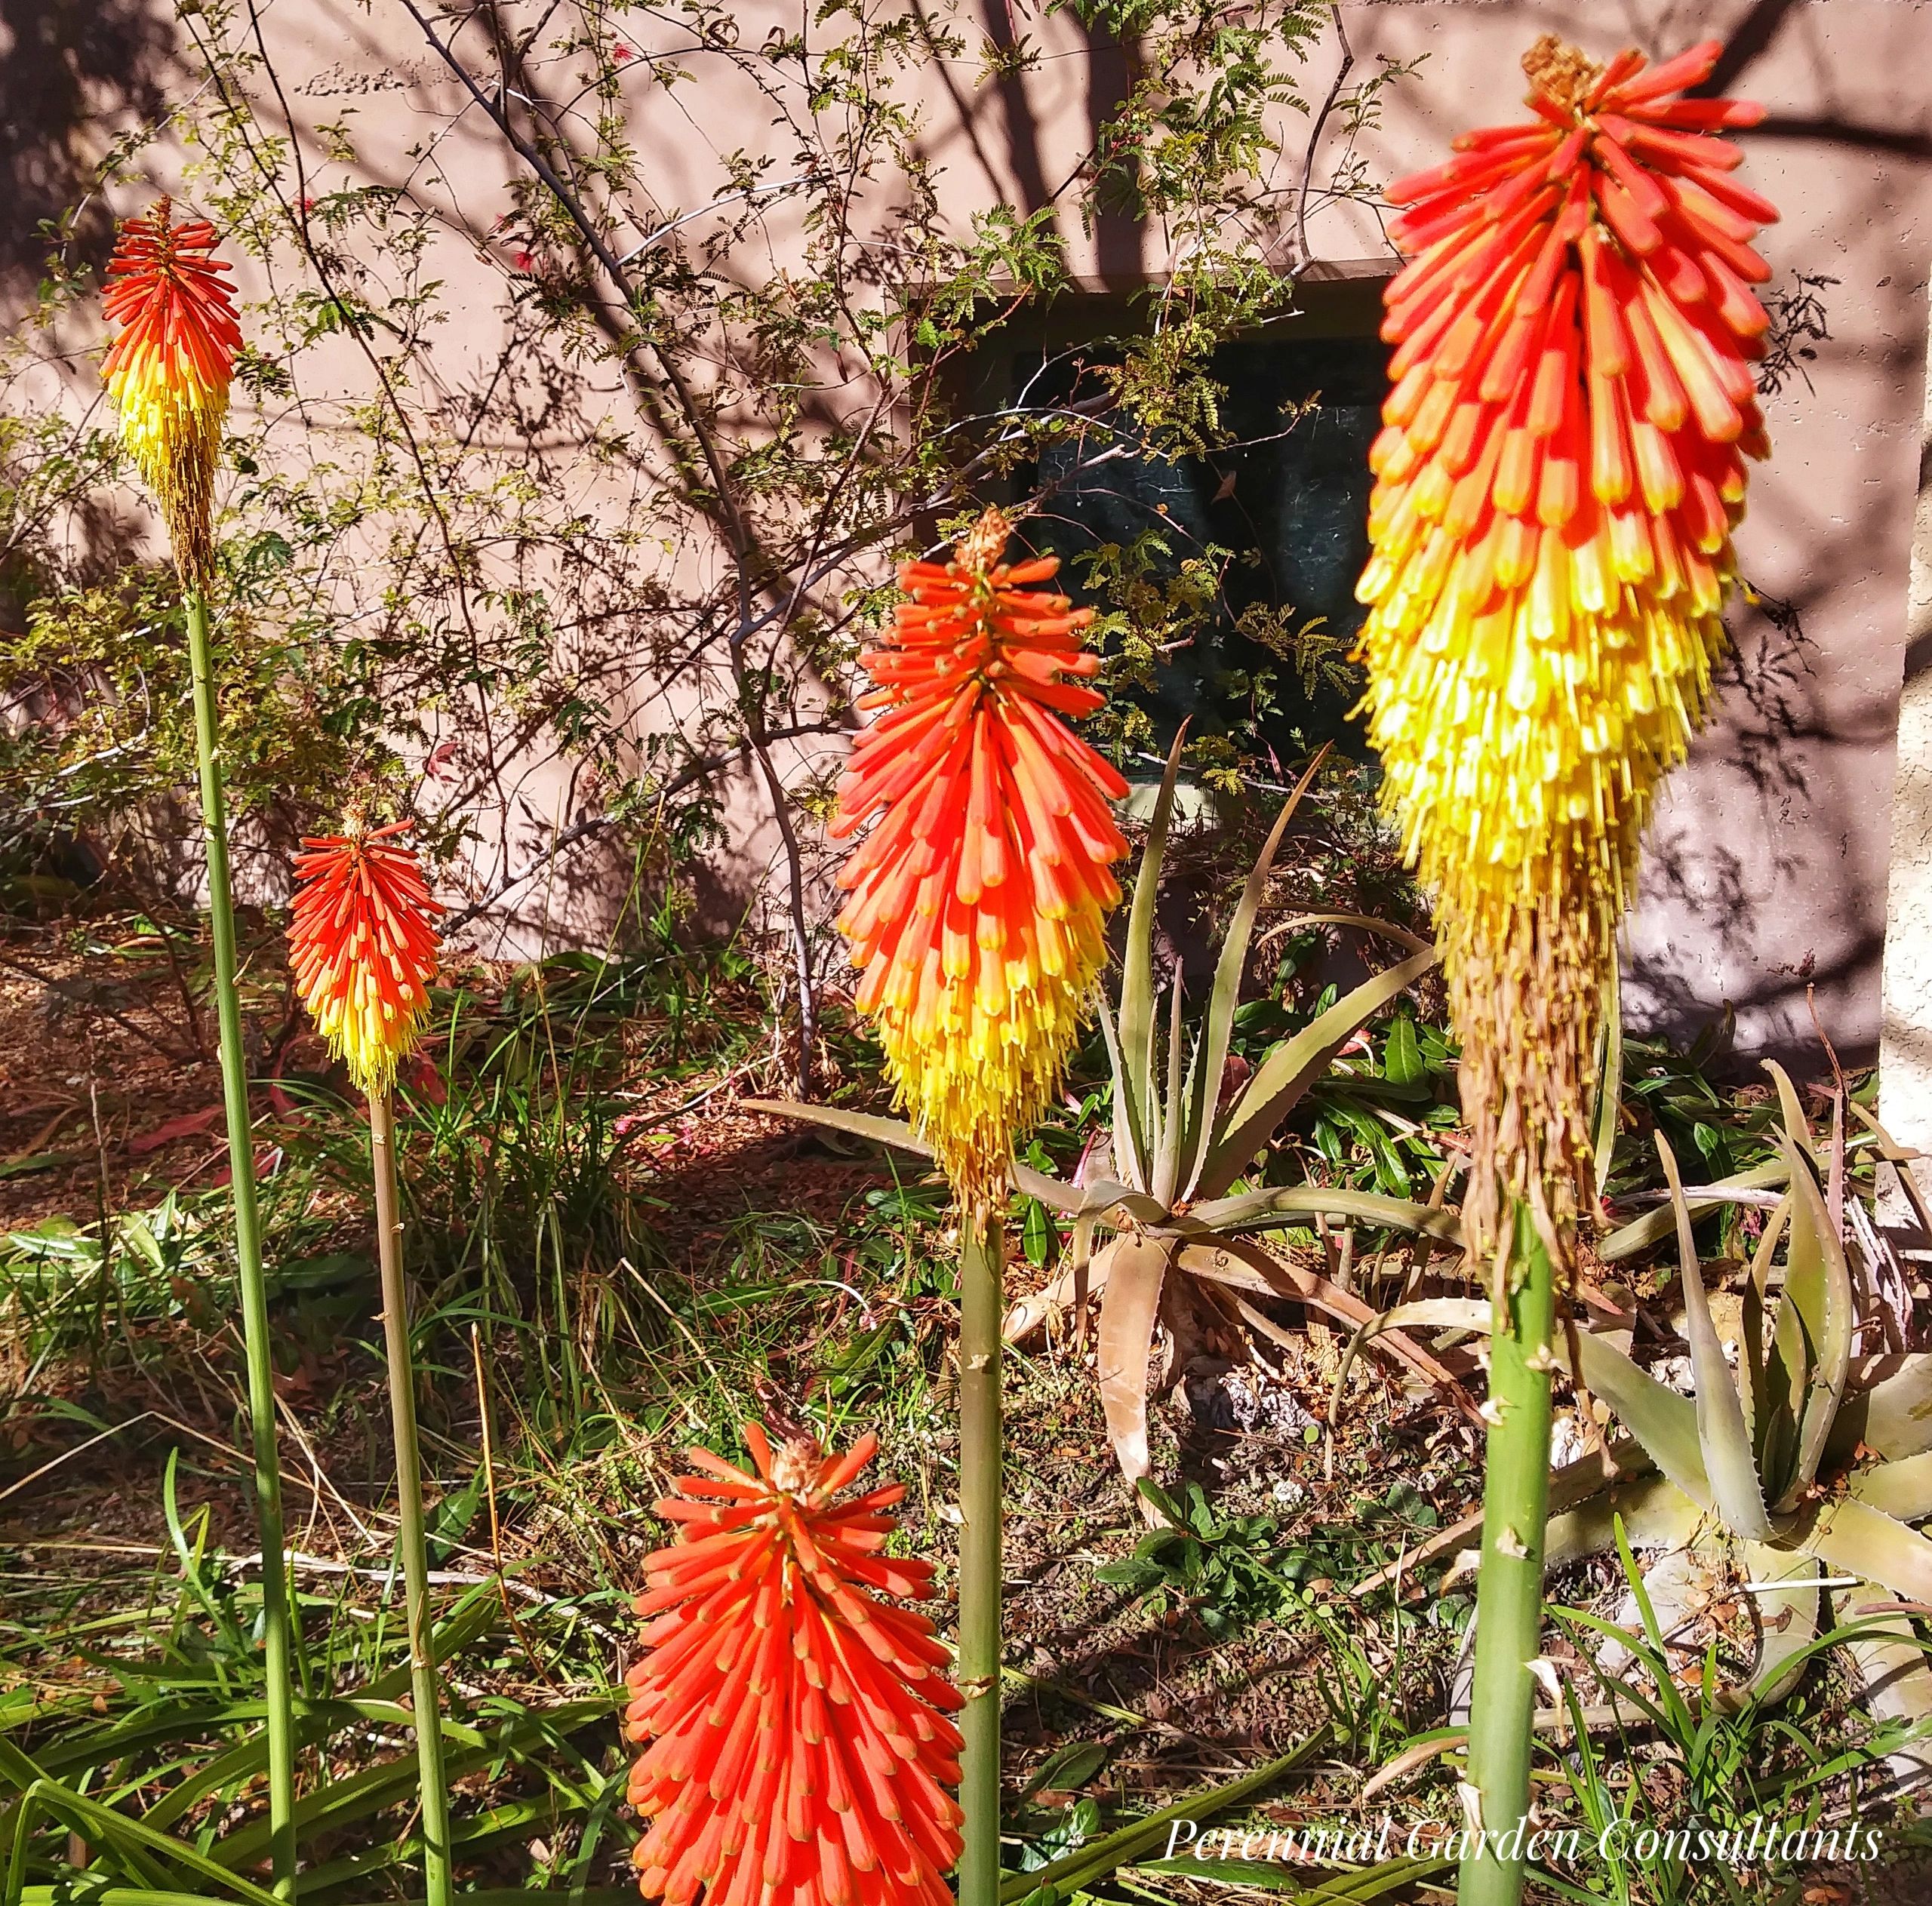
1354;36;1778;1246
624;1425;964;1906
102;198;243;586
288;819;442;1097
832;507;1128;1212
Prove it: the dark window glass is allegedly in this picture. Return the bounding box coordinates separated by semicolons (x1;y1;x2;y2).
1009;332;1390;758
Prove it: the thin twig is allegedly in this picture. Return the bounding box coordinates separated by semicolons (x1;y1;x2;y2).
1292;7;1355;273
0;951;189;1063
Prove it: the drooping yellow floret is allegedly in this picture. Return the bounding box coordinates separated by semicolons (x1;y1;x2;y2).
833;509;1128;1212
102;199;242;587
1354;36;1777;1244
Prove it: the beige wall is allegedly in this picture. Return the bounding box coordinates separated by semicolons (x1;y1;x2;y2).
1313;1;1932;1061
10;0;1932;1062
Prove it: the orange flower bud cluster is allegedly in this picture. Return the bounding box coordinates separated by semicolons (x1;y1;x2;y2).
624;1426;964;1906
1354;38;1778;1241
832;507;1128;1211
103;200;242;586
288;820;441;1098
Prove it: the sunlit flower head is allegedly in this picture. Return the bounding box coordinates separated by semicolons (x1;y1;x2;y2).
1353;36;1777;1244
102;199;242;587
288;819;441;1098
624;1425;963;1906
832;507;1128;1213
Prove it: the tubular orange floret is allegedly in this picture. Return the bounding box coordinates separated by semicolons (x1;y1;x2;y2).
1353;36;1777;1247
288;819;442;1098
833;506;1128;1213
624;1425;964;1906
102;198;242;587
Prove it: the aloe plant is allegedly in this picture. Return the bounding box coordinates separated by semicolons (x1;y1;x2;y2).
1353;1065;1932;1762
755;741;1459;1496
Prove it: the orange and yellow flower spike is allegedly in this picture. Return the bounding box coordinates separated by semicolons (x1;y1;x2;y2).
832;507;1129;1212
288;819;442;1097
102;198;242;586
1354;36;1777;1244
624;1425;964;1906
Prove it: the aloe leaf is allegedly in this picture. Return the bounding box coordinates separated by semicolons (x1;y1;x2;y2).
1596;1159;1790;1262
1196;948;1437;1202
1738;1193;1789;1462
1851;1100;1932;1239
1094;999;1146;1189
1847;1451;1932;1522
206;1698;616;1869
1592;964;1623;1205
1805;1498;1932;1603
741;1099;932;1158
1763;1059;1817;1160
1187;1184;1462;1245
1259;911;1433;957
1128;1855;1451;1898
1730;1545;1821;1710
1149;980;1189;1207
0;1738;282;1906
1094;1234;1174;1496
1774;1130;1854;1508
1841;1593;1932;1792
1838;1353;1932;1464
1176;752;1327;1204
1543;1475;1703;1572
1329;1298;1487;1415
1571;1333;1715;1514
1657;1133;1770;1539
1118;735;1185;1164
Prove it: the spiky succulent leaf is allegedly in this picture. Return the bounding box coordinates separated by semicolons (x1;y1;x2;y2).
1175;755;1327;1204
1598;1159;1790;1262
1195;948;1438;1202
1658;1133;1771;1539
1772;1129;1854;1508
1094;1234;1177;1504
1115;739;1183;1174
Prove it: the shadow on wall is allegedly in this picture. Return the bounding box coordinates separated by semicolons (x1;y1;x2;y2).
0;0;183;296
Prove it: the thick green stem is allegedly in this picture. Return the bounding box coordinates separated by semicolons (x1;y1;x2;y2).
957;1212;1005;1906
369;1090;454;1906
1459;1200;1558;1906
184;588;298;1898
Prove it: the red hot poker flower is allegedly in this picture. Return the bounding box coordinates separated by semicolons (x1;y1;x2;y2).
624;1425;963;1906
288;820;442;1097
102;199;243;586
1353;35;1777;1243
832;507;1128;1212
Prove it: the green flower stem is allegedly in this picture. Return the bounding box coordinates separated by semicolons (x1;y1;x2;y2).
957;1210;1005;1906
368;1087;454;1906
183;586;298;1898
1460;1200;1558;1906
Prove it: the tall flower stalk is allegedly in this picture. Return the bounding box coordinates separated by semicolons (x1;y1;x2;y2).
103;200;299;1895
1353;38;1777;1905
829;507;1128;1904
289;819;450;1906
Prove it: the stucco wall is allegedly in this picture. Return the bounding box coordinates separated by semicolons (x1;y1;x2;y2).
1309;1;1932;1060
8;0;1931;1062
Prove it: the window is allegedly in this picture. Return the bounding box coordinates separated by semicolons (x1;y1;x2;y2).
987;275;1391;761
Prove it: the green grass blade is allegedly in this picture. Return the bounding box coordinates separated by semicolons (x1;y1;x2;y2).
997;1726;1335;1904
